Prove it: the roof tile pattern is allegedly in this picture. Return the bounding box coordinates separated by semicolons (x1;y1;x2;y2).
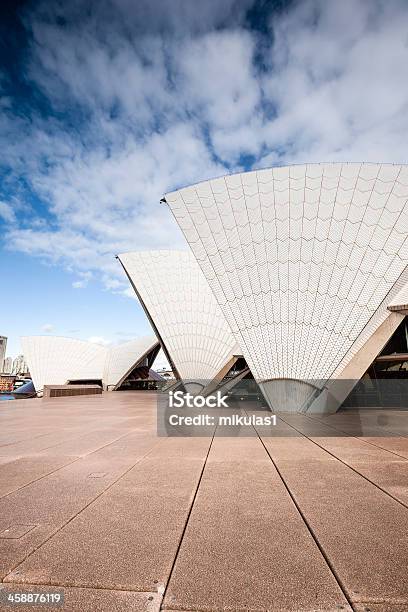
21;337;107;391
119;250;237;381
22;335;158;391
166;163;408;382
103;336;158;389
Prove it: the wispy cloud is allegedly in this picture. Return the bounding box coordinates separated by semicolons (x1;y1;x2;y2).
1;0;408;293
41;323;54;333
0;201;16;223
72;271;93;289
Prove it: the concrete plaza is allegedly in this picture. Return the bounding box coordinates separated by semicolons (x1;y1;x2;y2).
1;392;408;611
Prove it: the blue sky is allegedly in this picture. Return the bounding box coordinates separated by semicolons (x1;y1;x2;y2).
1;0;408;359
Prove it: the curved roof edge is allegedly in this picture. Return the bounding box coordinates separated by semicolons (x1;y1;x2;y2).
103;335;159;390
118;250;239;382
165;162;408;388
21;335;159;392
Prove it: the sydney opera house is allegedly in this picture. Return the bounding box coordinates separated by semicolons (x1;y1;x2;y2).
23;163;408;413
22;335;161;393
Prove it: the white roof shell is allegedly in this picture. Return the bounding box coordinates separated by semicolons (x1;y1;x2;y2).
103;336;159;389
388;282;408;312
166;163;408;385
118;250;238;381
21;335;158;392
21;336;106;392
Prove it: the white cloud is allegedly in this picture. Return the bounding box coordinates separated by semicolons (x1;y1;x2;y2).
1;0;408;294
72;271;93;289
259;0;408;164
0;201;16;224
72;280;86;289
42;323;54;333
177;30;261;130
122;286;138;300
4;120;221;291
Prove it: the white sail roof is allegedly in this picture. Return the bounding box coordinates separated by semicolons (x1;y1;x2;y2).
165;163;408;384
21;335;159;392
103;336;158;389
388;282;408;312
118;250;238;381
21;336;107;392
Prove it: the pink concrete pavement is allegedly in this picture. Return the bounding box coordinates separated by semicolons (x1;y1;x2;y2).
0;392;407;611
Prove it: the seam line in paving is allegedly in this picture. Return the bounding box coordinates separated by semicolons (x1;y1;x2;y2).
161;607;271;612
160;429;217;611
2;439;164;582
0;432;56;449
0;427;155;500
301;411;408;461
23;425;135;454
0;429;97;453
300;410;408;455
0;580;155;603
0;578;158;595
246;414;355;612
277;414;408;512
0;456;79;500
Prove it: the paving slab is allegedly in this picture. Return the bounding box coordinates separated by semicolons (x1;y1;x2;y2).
0;456;15;466
0;431;56;447
147;435;212;459
0;583;160;612
312;410;408;438
0;456;77;497
0;436;159;578
354;604;408;612
279;413;396;440
359;436;408;460
261;435;408;607
280;412;408;459
163;436;351;612
4;442;211;593
0;430;92;457
2;394;408;610
33;429;136;457
90;431;160;460
277;415;408;508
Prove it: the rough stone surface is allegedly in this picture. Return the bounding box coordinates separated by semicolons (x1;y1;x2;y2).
263;425;408;607
163;436;350;611
1;394;408;611
0;583;160;612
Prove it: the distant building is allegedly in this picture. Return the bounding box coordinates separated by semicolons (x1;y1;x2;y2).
2;357;12;374
0;336;6;372
12;355;29;375
155;367;175;380
0;374;16;392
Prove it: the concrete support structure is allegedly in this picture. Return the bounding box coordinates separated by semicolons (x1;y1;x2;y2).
307;311;405;413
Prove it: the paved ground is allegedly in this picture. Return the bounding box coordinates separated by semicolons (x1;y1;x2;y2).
0;392;408;611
